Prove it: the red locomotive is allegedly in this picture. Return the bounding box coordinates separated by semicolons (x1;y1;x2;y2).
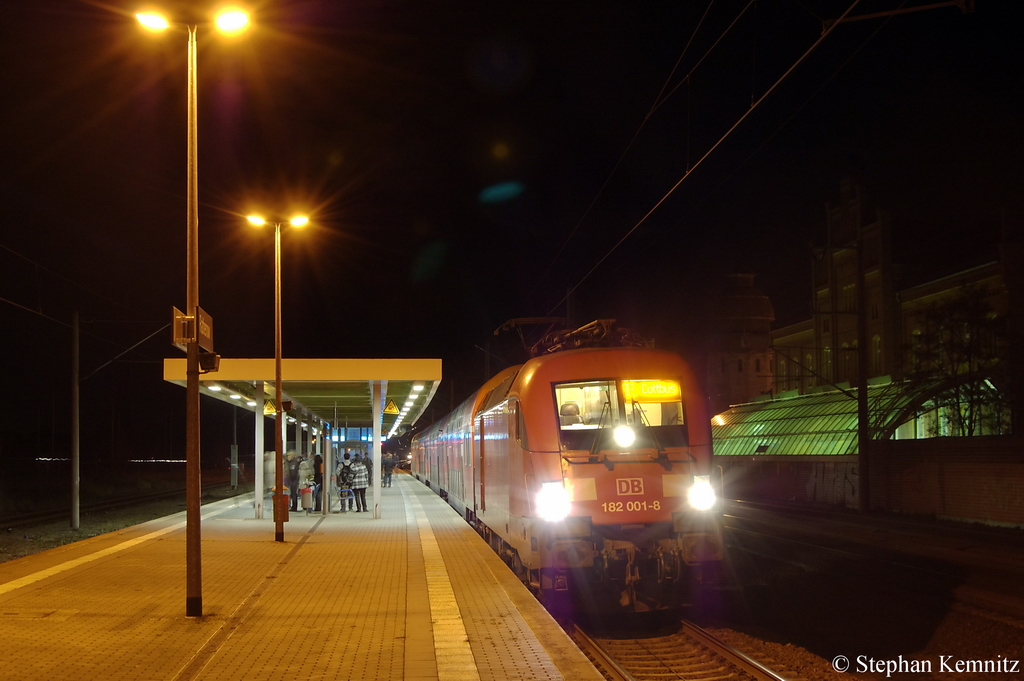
411;321;723;618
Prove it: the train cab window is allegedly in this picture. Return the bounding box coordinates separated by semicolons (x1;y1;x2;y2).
554;381;619;431
555;379;688;451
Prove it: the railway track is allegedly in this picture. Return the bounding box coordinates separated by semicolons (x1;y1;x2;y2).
572;620;802;681
0;481;238;530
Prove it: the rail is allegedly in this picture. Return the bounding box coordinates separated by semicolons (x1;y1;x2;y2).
572;619;793;681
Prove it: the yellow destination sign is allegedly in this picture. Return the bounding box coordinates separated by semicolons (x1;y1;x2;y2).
621;379;681;402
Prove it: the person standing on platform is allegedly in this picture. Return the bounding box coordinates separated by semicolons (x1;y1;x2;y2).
313;453;324;511
382;453;395;487
298;454;313;487
361;451;373;488
337;451;357;512
286;450;302;512
349;452;369;512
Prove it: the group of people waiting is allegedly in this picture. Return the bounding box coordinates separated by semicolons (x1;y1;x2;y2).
281;448;398;514
285;450;324;512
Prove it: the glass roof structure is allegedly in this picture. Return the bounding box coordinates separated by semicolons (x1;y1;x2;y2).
712;381;922;456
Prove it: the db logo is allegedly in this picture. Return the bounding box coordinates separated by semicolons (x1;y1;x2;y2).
616;478;644;496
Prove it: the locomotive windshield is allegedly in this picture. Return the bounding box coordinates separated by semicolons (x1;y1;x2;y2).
555;379;687;450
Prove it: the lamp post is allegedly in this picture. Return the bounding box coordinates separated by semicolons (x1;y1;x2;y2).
247;214;308;542
137;7;250;618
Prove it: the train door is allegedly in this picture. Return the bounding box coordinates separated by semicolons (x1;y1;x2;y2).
477;417;486;513
440;431;449;498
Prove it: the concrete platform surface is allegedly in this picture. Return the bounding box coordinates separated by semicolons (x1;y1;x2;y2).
0;474;603;681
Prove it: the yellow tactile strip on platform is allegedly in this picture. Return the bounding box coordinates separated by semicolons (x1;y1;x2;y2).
405;490;482;681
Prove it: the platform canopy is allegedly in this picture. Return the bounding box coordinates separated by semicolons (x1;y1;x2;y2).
163;357;442;435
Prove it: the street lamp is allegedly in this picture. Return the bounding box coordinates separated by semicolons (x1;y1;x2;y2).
136;6;250;619
247;214;308;542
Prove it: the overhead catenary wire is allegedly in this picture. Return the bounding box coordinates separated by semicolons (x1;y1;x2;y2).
531;0;745;297
696;0;910;209
548;0;864;317
0;241;169;366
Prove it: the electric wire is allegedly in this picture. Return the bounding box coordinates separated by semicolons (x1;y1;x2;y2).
547;0;864;317
530;0;746;299
0;242;169;365
695;1;909;211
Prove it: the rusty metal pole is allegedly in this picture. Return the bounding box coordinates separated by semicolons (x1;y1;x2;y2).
274;222;286;541
185;25;203;617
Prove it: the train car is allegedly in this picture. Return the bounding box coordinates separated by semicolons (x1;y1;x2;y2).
411;321;723;617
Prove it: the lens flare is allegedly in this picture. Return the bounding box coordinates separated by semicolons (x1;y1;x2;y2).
136;12;169;31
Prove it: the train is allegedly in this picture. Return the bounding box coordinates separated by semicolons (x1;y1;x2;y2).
410;320;723;619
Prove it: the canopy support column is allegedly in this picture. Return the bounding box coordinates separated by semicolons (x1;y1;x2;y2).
254;381;265;519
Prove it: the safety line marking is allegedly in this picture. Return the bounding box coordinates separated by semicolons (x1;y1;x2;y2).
403;488;481;681
0;498;246;598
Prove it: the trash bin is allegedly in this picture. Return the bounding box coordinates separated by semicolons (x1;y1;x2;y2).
300;486;313;512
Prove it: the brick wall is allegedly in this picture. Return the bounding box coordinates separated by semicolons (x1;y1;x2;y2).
716;437;1024;528
871;437;1024;528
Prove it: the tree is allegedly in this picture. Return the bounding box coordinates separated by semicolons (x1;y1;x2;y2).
905;285;1010;436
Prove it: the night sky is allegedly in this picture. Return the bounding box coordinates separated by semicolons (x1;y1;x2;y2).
1;0;1021;462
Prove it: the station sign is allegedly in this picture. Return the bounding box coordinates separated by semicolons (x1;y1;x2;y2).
171;306;215;353
196;307;214;352
172;306;189;353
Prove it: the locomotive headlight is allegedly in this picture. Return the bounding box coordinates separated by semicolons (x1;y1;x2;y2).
612;425;635;448
688;475;716;511
536;482;572;522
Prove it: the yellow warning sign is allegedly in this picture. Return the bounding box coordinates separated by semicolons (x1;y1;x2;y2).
264;400;277;415
384;399;400;415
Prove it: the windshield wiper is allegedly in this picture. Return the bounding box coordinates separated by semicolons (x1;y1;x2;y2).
589;398;613;469
632;400;672;471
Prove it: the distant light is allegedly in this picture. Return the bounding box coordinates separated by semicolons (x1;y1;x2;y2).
412;385;424;391
290;215;309;227
36;457;70;462
247;215;266;226
230;394;242;400
405;401;414;407
208;385;222;391
215;9;250;35
479;181;524;204
136;12;169;31
246;400;257;407
130;459;186;463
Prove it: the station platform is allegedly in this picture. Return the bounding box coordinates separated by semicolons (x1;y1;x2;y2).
0;473;604;681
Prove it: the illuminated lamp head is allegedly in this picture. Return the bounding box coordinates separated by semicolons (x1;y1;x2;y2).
688;475;716;511
535;482;571;522
613;425;635;448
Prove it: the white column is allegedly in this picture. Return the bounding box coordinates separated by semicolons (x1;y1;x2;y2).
254;381;265;519
371;380;384;518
